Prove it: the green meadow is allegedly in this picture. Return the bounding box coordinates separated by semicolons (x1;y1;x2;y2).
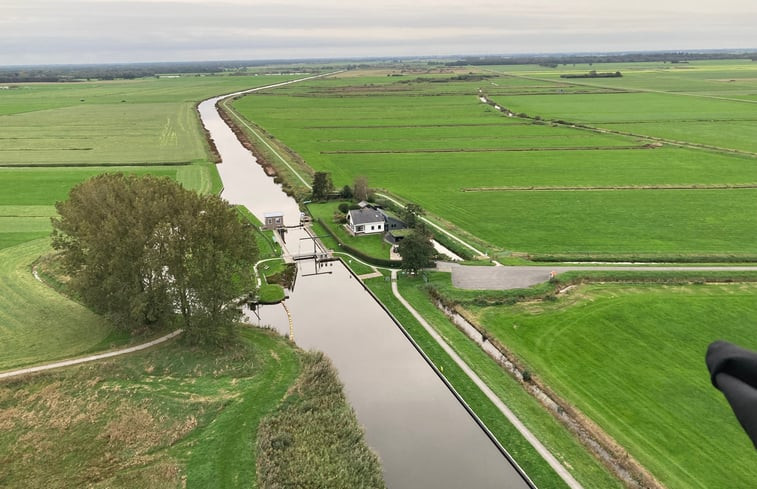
0;75;296;166
464;282;757;489
234;62;757;259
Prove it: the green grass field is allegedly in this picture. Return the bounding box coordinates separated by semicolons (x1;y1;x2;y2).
233;62;757;259
464;281;757;488
0;75;296;166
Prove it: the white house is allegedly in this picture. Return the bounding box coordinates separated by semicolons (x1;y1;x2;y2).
346;208;385;235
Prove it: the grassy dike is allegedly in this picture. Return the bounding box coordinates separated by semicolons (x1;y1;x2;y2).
0;328;298;488
365;274;623;489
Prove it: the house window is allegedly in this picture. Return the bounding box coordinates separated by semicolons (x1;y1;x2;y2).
370;225;375;230
356;225;364;232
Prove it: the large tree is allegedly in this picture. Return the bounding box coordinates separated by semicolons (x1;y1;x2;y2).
51;173;257;345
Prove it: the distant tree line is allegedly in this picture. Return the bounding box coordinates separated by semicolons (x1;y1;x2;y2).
0;60;321;83
446;51;757;67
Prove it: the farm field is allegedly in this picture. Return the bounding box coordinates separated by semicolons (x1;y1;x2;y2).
460;281;757;489
0;75;296;166
233;61;757;259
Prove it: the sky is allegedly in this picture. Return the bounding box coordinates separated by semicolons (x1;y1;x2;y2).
3;0;757;66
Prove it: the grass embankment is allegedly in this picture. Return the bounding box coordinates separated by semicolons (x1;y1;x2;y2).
233;63;757;259
365;275;621;489
0;239;119;371
434;274;757;488
257;351;385;488
235;206;281;260
235;207;289;304
0;328;299;488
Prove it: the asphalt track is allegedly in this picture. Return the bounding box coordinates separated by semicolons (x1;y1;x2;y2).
440;263;757;290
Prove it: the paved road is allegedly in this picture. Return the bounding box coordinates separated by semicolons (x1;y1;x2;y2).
443;264;757;290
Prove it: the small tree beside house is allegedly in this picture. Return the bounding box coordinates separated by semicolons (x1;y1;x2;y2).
398;224;435;274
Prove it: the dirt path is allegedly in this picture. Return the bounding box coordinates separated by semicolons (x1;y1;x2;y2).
0;329;183;381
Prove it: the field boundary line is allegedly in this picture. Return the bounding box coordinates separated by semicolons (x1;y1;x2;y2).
390;270;582;489
463;183;757;192
321;145;649;154
0;329;183;381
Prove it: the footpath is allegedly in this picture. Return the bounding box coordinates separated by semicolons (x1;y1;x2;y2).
0;329;183;381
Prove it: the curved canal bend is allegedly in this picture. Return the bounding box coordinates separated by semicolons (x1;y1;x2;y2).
198;79;533;489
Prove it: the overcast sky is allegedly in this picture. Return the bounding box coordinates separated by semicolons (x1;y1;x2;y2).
3;0;757;66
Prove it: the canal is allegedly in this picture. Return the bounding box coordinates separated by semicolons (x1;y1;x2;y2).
198;81;533;489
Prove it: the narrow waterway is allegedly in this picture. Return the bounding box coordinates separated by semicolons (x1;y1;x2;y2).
199;81;532;489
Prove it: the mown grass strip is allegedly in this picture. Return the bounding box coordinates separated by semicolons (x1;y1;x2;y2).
181;330;300;489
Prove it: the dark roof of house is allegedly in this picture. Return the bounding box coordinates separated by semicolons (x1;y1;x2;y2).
348;208;384;225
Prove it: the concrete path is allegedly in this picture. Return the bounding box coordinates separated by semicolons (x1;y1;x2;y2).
390;270;583;489
0;329;183;381
450;264;757;290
